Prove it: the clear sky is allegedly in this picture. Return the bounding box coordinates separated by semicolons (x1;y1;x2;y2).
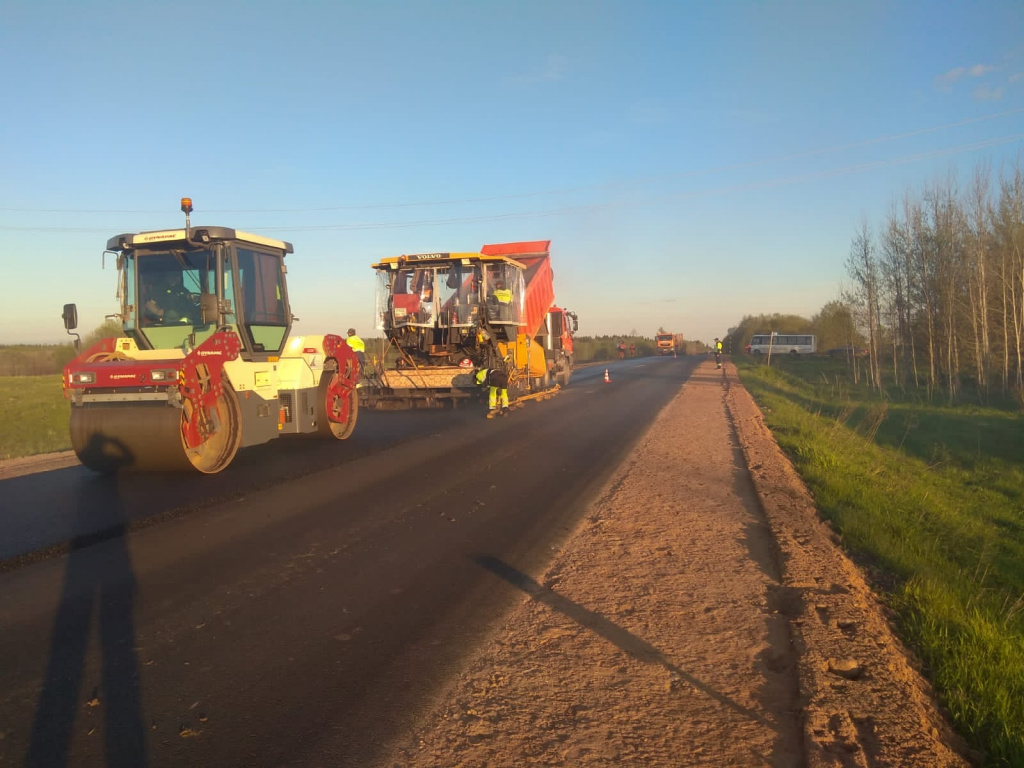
2;1;1022;346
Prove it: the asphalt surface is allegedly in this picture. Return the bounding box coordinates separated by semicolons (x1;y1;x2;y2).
0;356;697;767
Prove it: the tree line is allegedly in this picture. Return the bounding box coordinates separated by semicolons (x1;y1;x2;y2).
721;160;1024;404
844;161;1024;402
0;320;123;376
723;303;861;357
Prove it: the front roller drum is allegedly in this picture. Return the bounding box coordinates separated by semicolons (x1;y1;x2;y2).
71;391;242;474
181;387;242;473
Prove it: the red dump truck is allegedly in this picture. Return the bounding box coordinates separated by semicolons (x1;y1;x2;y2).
360;240;577;409
480;241;577;389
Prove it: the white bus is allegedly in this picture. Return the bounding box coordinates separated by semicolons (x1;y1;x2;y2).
747;333;816;356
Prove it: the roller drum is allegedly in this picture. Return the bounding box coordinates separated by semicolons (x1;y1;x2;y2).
317;370;359;440
70;390;241;474
71;403;191;472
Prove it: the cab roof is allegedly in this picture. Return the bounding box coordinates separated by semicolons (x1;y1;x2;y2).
107;226;293;253
371;251;525;270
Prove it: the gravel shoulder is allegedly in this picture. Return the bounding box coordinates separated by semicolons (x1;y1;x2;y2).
379;360;971;767
0;450;79;480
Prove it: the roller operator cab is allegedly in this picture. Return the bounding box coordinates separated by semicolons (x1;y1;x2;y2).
62;198;360;474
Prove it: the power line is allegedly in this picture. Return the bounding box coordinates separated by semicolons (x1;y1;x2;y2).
265;133;1024;231
1;133;1021;234
1;108;1022;216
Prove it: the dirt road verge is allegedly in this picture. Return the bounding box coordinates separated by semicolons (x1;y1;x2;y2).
0;450;78;480
724;363;971;766
380;361;970;767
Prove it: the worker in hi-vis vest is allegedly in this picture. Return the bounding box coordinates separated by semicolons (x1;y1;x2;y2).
475;366;510;416
490;280;513;321
346;328;366;371
714;338;723;368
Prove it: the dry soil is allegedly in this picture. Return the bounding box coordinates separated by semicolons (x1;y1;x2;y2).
380;360;971;768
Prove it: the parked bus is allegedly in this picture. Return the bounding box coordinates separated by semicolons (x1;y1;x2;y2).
746;333;816;356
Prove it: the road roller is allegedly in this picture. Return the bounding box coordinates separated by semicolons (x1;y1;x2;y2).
61;198;360;474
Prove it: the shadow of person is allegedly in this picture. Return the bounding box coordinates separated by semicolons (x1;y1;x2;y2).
473;554;768;727
26;436;147;767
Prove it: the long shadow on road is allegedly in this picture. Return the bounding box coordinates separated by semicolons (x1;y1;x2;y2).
473;554;770;728
26;473;147;768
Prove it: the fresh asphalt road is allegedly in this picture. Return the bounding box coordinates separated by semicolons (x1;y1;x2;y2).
0;356;698;768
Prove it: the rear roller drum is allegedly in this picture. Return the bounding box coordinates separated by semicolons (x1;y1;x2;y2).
318;367;358;440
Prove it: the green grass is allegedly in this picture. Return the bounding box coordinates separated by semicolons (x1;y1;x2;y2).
737;356;1024;766
0;375;72;460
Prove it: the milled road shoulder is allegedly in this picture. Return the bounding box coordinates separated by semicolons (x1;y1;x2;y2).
381;360;970;768
0;450;79;480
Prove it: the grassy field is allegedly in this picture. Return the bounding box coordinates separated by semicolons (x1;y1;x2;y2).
737;355;1024;767
0;375;71;460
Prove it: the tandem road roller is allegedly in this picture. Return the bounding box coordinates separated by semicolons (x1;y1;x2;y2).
61;198;361;474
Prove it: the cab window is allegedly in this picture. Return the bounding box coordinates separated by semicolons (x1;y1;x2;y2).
236;248;288;353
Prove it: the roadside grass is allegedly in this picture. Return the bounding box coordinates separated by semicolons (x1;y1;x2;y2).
736;356;1024;767
0;376;71;460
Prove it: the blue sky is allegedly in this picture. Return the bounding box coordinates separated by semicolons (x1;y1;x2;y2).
2;0;1023;345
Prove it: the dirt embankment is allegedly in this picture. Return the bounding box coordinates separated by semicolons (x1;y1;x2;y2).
380;361;970;767
0;450;78;480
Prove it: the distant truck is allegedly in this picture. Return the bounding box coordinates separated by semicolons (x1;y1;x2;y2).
655;332;684;356
361;240;577;409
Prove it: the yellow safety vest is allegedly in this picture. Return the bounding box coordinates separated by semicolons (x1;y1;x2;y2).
346;335;365;353
493;288;512;304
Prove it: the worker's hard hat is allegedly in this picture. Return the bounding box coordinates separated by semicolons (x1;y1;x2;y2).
347;328;356;336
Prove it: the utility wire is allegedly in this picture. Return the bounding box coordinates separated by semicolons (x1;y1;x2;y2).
1;108;1022;216
1;133;1021;234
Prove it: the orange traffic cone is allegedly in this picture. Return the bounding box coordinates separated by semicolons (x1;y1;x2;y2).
604;368;610;383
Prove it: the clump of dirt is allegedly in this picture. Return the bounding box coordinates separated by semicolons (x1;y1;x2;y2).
381;361;970;767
